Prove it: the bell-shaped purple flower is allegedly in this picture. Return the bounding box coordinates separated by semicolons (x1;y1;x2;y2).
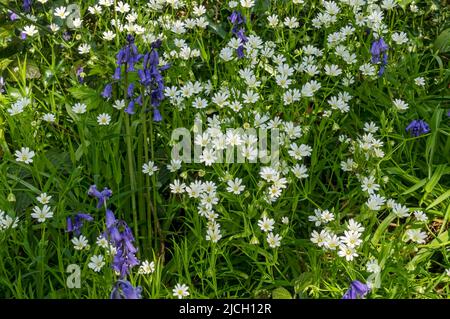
67;213;93;236
110;280;142;299
406;119;431;137
23;0;32;12
88;185;112;208
101;83;113;99
342;280;370;299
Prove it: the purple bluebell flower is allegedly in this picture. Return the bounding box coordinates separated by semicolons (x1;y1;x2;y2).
23;0;32;12
342;280;370;299
447;110;450;117
371;37;388;76
125;99;135;115
138;40;170;118
88;185;113;209
406;119;431;137
20;32;27;40
101;83;113;99
67;213;93;236
103;209;139;278
76;66;85;83
229;11;245;26
127;83;135;98
113;67;121;80
9;11;19;21
110;280;142;299
228;11;248;58
116;35;142;73
153;108;162;122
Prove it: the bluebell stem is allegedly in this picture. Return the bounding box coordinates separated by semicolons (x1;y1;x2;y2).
88;185;113;209
406;119;431;137
342;280;370;299
110;280;142;299
67;213;93;236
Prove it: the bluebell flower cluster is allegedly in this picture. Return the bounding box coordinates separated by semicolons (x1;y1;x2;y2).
406;119;431;137
110;280;142;299
104;209;139;278
228;11;248;58
135;40;170;120
371;37;388;76
66;213;93;236
342;280;370;299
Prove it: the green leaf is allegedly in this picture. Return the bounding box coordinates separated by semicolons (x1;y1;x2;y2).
272;287;292;299
434;29;450;53
68;86;102;110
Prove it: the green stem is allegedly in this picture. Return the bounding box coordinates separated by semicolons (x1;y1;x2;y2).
125;116;139;243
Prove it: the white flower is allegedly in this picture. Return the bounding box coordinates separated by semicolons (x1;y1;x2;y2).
310;229;329;247
258;216;275;233
170;179;186;194
281;217;289;224
31;205;53;223
340;230;362;248
366;194;386;211
226;178;245;195
338;244;358;261
72;235;89;250
88;255;105;272
167;159;182;172
42;113;56;123
72;18;83;29
393;203;410;218
54;6;70;19
23;25;38;37
391;32;408;45
413;210;428;223
393;98;408;111
291;164;309;179
361;176;380;194
240;0;254;8
0;210;19;230
404;229;427;244
266;232;282;248
142;161;158;176
414;77;425;87
115;1;130;13
96;235;109;248
37;193;52;204
72;103;87;114
347;219;365;233
445;268;450;277
103;30;116;41
97;113;111;125
366;259;381;273
138;260;155;275
78;43;91;55
206;224;222;243
173;283;189;299
15;147;35;164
